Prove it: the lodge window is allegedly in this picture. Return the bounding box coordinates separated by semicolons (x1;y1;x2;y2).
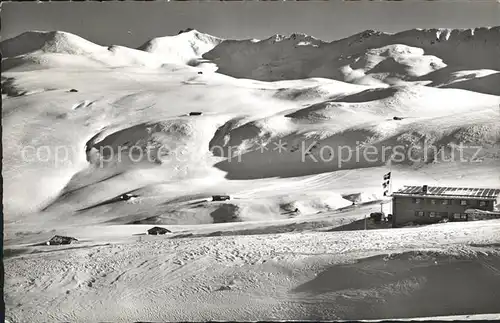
442;199;449;205
460;200;468;206
415;211;424;217
431;199;437;205
479;201;488;207
413;198;422;204
451;213;468;220
429;212;437;218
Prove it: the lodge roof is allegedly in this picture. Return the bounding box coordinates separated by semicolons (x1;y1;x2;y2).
393;186;500;199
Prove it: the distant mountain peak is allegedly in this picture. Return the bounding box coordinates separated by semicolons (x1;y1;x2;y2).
178;28;196;35
0;30;103;58
258;32;323;46
349;29;388;40
136;29;223;64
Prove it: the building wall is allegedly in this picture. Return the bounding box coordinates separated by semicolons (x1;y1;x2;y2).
392;195;495;227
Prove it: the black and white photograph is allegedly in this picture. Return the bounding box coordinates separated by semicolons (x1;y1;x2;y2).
2;0;500;321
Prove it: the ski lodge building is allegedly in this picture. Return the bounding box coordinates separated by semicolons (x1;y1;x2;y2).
391;185;500;227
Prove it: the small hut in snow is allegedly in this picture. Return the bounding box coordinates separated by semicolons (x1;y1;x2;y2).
46;235;78;246
212;195;230;202
147;227;171;235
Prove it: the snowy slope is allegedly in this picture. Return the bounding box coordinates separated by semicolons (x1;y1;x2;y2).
2;27;500;322
2;27;499;222
3;65;498;220
4;220;500;322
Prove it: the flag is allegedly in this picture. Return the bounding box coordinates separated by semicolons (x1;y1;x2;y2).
382;172;392;196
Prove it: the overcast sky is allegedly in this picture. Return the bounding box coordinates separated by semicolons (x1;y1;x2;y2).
2;1;499;47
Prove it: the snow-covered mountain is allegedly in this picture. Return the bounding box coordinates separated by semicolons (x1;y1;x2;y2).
204;27;500;92
138;28;223;64
1;29;222;71
2;26;499;217
1;30;104;58
3;27;499;94
2;27;500;323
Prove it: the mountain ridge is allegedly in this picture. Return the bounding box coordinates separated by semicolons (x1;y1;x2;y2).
2;27;499;93
3;26;499;59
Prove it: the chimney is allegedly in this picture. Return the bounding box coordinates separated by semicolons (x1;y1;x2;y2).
422;185;428;194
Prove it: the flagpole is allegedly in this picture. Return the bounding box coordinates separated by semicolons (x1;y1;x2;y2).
381;151;395;220
389;152;394;216
389;152;394;196
389;168;393;198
